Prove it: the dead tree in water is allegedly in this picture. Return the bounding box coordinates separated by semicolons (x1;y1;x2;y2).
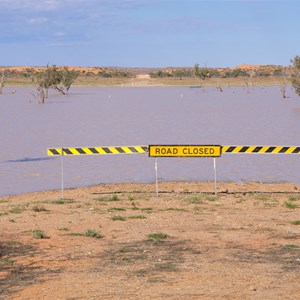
216;84;223;92
0;69;6;94
280;67;291;99
280;86;286;98
32;65;79;103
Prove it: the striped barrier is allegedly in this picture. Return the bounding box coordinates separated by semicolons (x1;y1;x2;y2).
47;145;300;156
222;146;300;154
47;145;148;156
48;144;300;198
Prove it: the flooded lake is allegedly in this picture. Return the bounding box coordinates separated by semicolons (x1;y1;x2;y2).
1;85;300;197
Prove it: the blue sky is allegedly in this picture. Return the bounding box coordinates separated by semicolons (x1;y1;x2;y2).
0;0;299;68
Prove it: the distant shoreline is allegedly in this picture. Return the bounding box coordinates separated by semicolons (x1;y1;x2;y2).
1;180;299;200
4;77;290;87
1;64;291;87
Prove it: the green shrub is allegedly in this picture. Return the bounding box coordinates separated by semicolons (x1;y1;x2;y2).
147;233;169;242
32;228;48;239
284;202;298;209
84;229;103;239
95;194;120;202
112;215;126;221
48;198;74;204
291;220;300;225
128;215;146;219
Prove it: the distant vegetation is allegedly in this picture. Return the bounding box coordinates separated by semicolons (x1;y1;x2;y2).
96;68;133;78
0;63;296;93
149;65;291;79
291;56;300;96
0;69;6;94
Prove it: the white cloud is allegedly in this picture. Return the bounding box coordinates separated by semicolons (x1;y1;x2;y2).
0;0;61;12
0;0;147;12
28;17;48;24
53;31;65;37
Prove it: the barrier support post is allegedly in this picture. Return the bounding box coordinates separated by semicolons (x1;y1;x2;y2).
155;158;159;197
61;148;64;199
213;158;217;195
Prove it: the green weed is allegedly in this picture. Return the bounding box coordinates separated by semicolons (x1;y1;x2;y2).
32;228;48;239
67;232;84;237
288;196;300;202
281;244;299;251
155;262;177;272
94;194;120;202
0;259;14;267
205;195;219;202
84;229;103;239
162;208;187;212
255;194;268;201
186;196;203;204
118;247;131;253
47;198;75;204
128;215;146;219
284;202;299;209
147;233;169;242
112;215;126;221
108;207;126;212
67;229;103;238
9;206;24;214
140;207;153;212
263;199;279;207
291;220;300;225
58;227;69;231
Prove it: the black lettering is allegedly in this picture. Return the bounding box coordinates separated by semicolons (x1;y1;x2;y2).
155;148;161;155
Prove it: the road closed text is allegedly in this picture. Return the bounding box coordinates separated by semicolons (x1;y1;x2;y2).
149;145;221;157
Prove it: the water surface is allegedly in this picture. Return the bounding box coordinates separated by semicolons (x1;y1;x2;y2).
1;85;300;196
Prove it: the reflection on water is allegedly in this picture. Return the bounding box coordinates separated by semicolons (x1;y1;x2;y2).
5;157;55;163
1;86;300;196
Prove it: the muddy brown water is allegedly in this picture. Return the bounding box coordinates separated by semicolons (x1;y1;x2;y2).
1;86;300;197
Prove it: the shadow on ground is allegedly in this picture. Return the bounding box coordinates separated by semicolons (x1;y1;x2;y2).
0;241;62;298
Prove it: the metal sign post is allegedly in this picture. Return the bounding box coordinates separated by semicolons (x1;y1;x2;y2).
213;158;217;195
155;158;159;197
61;148;64;199
148;145;222;196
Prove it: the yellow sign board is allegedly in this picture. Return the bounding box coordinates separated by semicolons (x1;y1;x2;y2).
149;145;221;157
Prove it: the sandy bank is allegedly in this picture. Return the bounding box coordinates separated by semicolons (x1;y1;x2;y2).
1;181;300;299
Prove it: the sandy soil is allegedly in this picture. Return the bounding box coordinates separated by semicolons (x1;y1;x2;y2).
1;181;300;299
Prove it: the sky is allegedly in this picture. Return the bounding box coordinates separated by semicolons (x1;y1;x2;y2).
0;0;299;68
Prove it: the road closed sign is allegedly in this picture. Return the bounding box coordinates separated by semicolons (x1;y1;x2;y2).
149;145;221;157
